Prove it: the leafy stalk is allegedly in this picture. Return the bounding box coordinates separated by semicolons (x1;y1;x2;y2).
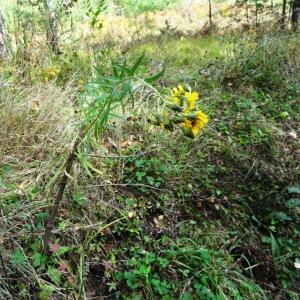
42;55;163;253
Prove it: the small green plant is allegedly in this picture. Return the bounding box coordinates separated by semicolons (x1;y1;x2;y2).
123;155;167;189
109;237;266;299
86;0;106;28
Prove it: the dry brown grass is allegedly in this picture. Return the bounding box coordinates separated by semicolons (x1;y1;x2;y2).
0;79;77;186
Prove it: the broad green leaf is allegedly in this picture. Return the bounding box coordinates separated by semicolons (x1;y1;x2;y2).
39;284;54;300
33;252;46;267
47;268;61;285
287;198;300;208
11;249;26;267
73;192;85;205
57;246;71;255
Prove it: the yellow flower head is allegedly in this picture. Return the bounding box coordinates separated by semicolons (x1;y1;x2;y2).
183;91;199;113
170;85;185;104
182;110;209;138
172;85;184;96
169;86;199;113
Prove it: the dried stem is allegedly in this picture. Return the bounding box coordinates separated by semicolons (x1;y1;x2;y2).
42;129;84;254
0;250;13;297
43;97;110;254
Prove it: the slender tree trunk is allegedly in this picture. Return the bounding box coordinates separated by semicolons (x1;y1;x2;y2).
208;0;212;32
289;0;293;24
280;0;287;28
255;0;259;27
246;0;250;26
0;10;6;59
291;0;300;31
43;0;61;54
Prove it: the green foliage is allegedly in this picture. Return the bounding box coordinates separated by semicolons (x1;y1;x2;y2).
110;237;266;299
86;0;106;28
115;0;181;15
10;249;27;268
123;153;167;189
259;187;300;294
78;54;164;175
220;34;299;91
80;54;157;139
1;5;299;298
73;191;86;205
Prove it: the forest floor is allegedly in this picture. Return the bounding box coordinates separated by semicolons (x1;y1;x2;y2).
0;4;300;300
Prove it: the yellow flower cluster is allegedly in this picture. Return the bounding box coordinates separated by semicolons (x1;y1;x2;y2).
170;85;198;113
153;85;209;139
169;85;209;138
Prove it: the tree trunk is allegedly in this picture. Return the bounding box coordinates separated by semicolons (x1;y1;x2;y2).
291;0;300;31
43;0;61;54
255;0;259;27
280;0;287;29
208;0;212;32
246;0;249;26
0;10;6;59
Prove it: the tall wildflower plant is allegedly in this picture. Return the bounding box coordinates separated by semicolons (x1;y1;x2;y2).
42;54;163;252
42;58;207;252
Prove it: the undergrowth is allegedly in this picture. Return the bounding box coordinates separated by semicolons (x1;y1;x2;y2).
0;29;299;299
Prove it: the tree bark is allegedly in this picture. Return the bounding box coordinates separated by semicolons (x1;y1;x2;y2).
255;0;259;27
280;0;287;29
0;10;6;59
291;0;300;31
246;0;249;26
208;0;212;32
43;0;61;54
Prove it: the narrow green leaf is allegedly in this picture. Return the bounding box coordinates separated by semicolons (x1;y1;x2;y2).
111;59;119;78
131;53;145;75
145;68;165;83
112;64;132;77
270;233;280;258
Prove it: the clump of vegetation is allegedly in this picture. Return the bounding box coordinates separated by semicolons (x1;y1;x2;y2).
219;34;300;90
